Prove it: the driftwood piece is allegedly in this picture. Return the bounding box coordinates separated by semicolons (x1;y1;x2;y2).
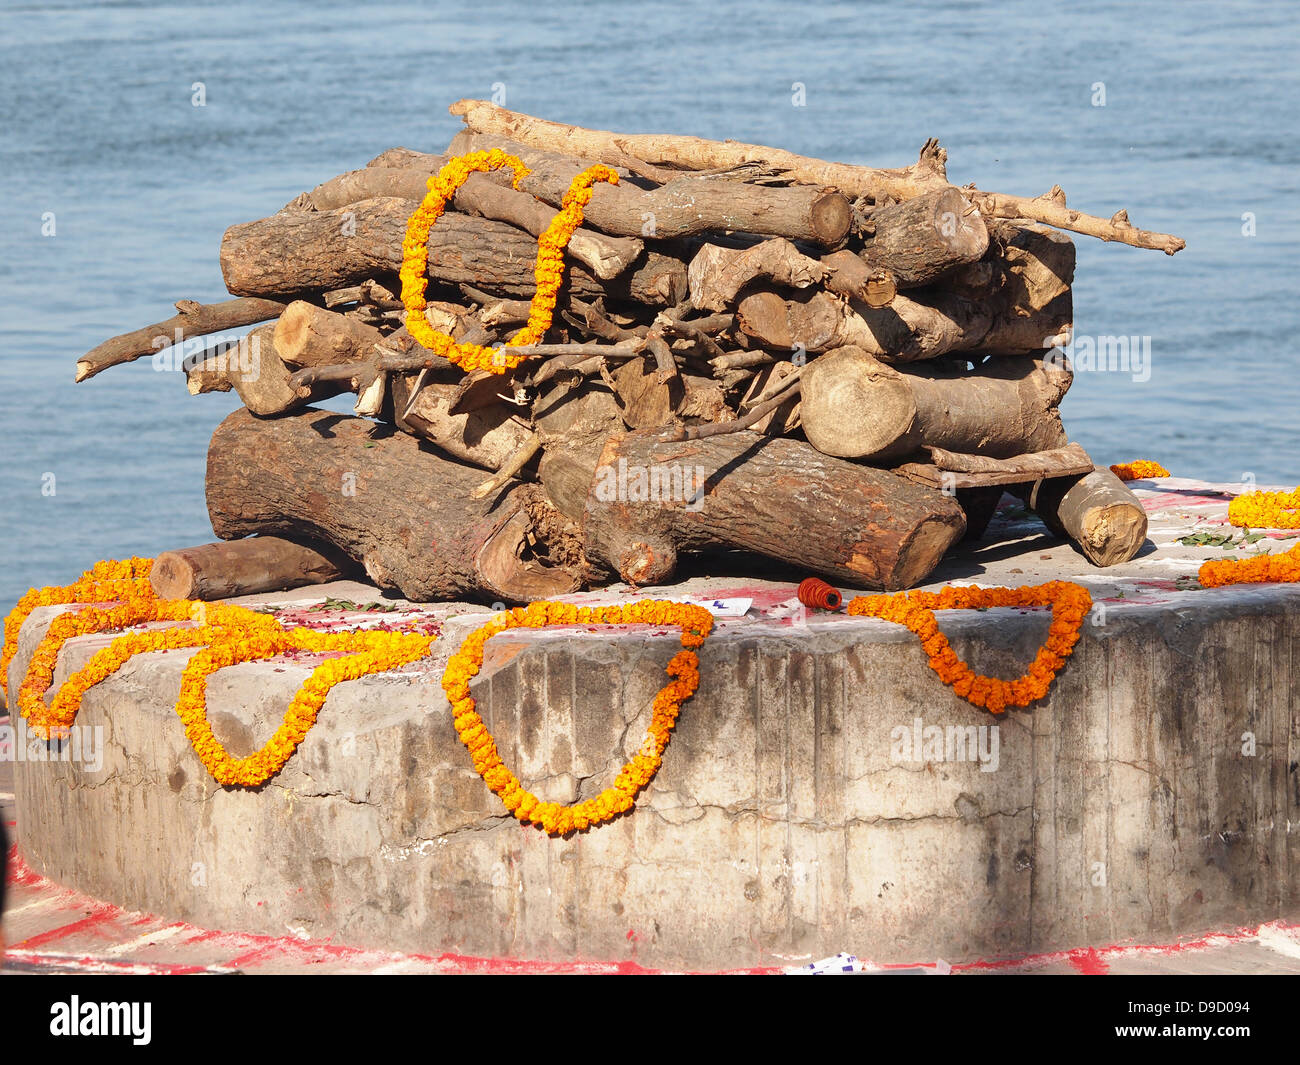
448;132;852;244
448;102;1185;253
149;537;355;601
858;188;988;288
206;408;581;602
800;347;1071;461
1024;467;1149;567
75;297;287;382
220;198;687;306
274;301;386;367
581;431;966;589
687;239;825;312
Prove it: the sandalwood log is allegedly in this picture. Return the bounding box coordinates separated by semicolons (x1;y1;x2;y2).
800;346;1070;461
1025;467;1149;567
581;431;966;589
206;408;581;602
150;537;354;601
448;132;852;244
75;297;288;383
274;301;386;367
858;188;988;288
220;198;687;306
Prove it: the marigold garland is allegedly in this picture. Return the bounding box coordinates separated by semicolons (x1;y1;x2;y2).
400;150;619;375
1226;487;1300;530
1110;460;1170;481
1197;542;1300;588
440;600;714;835
846;581;1093;714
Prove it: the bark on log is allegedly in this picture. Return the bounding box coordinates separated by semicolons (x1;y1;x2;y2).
149;537;355;601
220;198;687;306
858;188;989;288
800;346;1070;461
75;297;287;382
206;408;582;602
581;431;966;589
448;132;853;243
1024;467;1149;567
274;301;386;367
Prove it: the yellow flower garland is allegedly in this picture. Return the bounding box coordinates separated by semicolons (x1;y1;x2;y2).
1110;460;1170;481
400;150;618;375
846;581;1093;714
441;600;713;835
1226;487;1300;530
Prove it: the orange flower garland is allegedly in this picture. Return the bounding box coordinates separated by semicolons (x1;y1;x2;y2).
1197;542;1300;588
1226;487;1300;530
846;581;1093;714
1110;460;1170;481
400;150;618;375
441;600;713;835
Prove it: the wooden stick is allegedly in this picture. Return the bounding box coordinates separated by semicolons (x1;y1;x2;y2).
470;433;542;499
971;188;1185;256
75;297;287;382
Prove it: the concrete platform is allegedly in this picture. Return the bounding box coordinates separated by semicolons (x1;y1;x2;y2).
5;477;1300;970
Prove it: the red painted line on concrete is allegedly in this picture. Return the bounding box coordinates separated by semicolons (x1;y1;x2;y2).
13;904;121;949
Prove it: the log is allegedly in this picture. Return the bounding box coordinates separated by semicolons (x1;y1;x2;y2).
687;239;825;312
972;221;1075;353
735;281;1069;362
75;297;287;382
149;537;355;601
1024;467;1149;567
449;101;951;205
297;166;437;211
447;132;852;244
799;347;1071;461
858;188;988;288
821;249;897;308
390;374;534;471
581;431;966;589
609;355;684;430
274;301;386;367
219;198;687;306
186;324;347;416
534;381;625;524
448;103;1185;253
893;443;1094;489
206;408;582;602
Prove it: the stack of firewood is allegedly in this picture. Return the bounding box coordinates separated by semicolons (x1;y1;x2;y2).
77;101;1185;604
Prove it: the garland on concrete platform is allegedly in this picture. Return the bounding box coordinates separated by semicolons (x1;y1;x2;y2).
1226;487;1300;531
400;149;619;375
846;582;1093;714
